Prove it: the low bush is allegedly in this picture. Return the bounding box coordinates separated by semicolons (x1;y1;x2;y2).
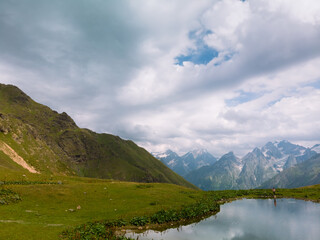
1;180;61;185
135;184;153;189
60;220;132;240
129;216;149;226
0;188;21;205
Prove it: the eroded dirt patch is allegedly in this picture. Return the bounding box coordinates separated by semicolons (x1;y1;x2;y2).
0;140;38;173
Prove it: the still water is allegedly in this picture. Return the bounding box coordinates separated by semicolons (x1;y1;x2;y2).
126;199;320;240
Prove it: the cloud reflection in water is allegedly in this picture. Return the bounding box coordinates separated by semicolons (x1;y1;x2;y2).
126;199;320;240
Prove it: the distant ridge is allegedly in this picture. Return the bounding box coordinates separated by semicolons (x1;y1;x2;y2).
0;83;196;189
153;149;217;176
259;154;320;188
160;140;319;190
185;152;241;190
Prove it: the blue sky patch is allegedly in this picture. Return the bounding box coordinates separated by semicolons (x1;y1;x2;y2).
176;46;219;65
267;99;282;107
175;30;219;66
305;79;320;89
225;90;266;107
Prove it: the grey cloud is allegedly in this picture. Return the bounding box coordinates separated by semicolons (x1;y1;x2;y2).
0;0;152;131
162;5;320;105
1;0;319;156
0;0;146;97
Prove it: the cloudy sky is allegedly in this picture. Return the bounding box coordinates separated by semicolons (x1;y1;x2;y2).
1;0;320;157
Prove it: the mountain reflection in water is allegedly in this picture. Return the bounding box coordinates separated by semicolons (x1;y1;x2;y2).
126;199;320;240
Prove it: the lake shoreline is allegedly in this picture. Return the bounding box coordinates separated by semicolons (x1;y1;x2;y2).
119;192;320;238
60;186;320;239
125;198;320;240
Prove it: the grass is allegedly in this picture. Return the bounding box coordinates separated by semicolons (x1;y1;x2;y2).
1;167;320;239
61;186;320;240
0;168;201;240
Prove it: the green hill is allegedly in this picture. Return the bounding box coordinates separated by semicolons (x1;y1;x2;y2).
0;83;196;189
259;154;320;188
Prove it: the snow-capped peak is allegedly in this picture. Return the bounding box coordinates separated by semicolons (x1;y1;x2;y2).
190;149;208;158
152;149;177;159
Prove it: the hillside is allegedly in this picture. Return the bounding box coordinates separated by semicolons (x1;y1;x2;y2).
259;154;320;188
0;83;196;189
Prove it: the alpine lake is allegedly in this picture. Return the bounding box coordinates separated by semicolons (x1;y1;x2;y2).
126;198;320;240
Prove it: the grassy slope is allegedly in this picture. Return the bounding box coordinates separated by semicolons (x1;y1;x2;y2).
0;83;196;189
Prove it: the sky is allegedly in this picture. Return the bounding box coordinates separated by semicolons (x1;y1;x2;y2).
1;0;320;157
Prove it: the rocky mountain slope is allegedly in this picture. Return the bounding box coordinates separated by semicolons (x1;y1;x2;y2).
0;83;196;189
236;148;276;189
184;141;318;190
185;152;241;190
260;154;320;188
153;149;217;176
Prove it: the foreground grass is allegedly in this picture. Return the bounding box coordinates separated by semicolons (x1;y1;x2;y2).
1;168;320;240
0;168;203;240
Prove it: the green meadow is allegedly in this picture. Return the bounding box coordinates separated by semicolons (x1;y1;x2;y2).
1;167;320;240
0;168;201;240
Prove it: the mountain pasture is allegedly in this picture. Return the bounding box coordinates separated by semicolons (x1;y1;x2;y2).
0;167;200;240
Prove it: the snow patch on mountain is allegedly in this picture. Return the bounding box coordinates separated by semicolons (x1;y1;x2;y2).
168;159;176;166
191;149;208;159
156;153;169;158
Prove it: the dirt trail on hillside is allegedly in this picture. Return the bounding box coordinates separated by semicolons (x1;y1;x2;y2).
0;140;39;173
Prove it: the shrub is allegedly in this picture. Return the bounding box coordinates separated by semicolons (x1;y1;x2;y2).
60;221;134;240
0;188;21;205
129;216;149;226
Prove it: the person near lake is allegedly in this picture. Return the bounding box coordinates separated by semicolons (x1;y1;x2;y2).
272;187;276;198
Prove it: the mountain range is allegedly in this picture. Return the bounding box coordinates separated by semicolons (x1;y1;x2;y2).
153;149;217;176
0;83;196;189
155;141;320;190
260;153;320;188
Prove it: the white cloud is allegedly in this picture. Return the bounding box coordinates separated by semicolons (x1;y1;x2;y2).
0;0;320;157
202;0;250;51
